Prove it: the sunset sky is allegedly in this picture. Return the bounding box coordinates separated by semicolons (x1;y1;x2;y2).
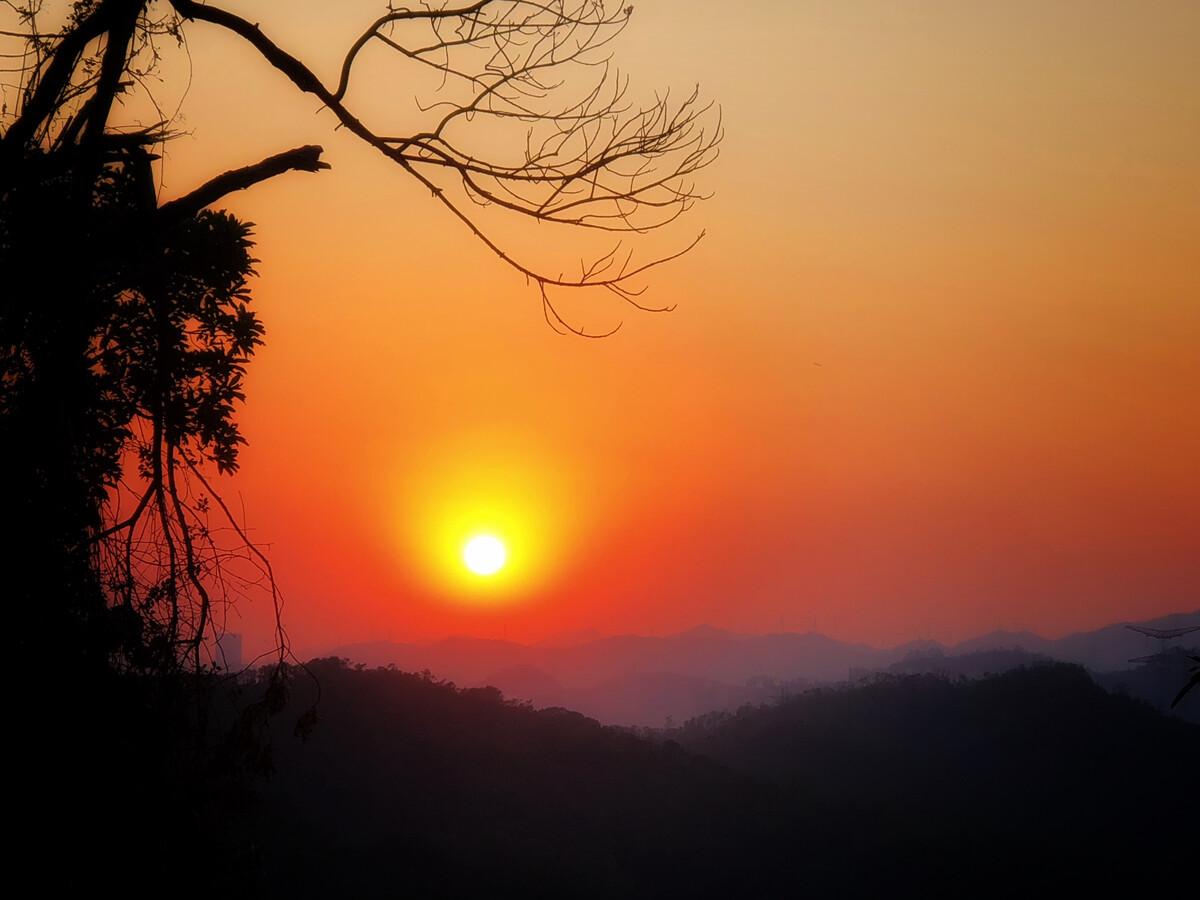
103;1;1198;656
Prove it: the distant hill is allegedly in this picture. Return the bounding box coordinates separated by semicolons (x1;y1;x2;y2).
882;646;1052;678
328;611;1199;726
259;660;1198;898
332;625;886;685
953;610;1200;669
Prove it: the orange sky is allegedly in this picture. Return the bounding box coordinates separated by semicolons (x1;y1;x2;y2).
59;1;1199;655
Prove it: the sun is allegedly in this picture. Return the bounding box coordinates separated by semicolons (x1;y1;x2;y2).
392;430;585;601
462;534;507;576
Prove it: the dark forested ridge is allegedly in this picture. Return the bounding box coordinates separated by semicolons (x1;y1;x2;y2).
254;660;1198;899
676;666;1197;863
260;660;773;899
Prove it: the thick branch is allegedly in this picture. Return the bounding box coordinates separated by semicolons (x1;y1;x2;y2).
169;0;382;146
0;0;136;156
170;0;332;98
158;145;329;223
80;0;141;152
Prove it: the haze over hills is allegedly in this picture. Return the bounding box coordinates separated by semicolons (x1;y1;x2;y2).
327;610;1200;726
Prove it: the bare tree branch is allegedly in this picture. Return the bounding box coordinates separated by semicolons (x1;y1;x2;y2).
167;0;721;331
158;144;330;224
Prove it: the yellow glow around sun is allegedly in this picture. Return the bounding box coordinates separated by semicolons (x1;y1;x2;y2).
463;534;506;576
391;430;584;605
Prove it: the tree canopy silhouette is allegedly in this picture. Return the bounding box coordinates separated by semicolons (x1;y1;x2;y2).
0;0;719;678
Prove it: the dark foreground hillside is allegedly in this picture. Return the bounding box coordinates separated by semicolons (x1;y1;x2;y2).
677;665;1198;890
260;659;782;899
259;660;1197;899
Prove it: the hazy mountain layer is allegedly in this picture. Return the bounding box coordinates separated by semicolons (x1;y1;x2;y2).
328;611;1199;725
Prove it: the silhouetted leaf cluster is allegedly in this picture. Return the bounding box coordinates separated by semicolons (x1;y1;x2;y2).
2;138;263;672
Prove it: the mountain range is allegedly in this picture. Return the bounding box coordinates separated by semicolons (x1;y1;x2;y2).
326;610;1199;726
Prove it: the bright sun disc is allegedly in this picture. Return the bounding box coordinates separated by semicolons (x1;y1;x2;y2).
463;534;507;576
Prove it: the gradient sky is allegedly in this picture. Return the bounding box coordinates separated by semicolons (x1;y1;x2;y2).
90;1;1199;655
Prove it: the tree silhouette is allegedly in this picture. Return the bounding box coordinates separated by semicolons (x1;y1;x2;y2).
1;1;719;678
